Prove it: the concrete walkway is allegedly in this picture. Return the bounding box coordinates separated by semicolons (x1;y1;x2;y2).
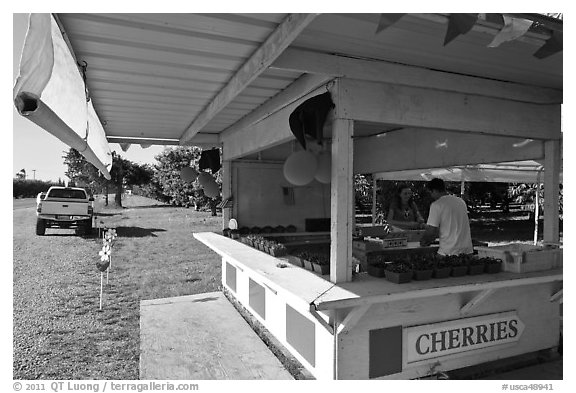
140;292;293;380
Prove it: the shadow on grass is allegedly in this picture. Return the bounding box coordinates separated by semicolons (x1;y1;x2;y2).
115;226;166;238
93;212;121;217
41;233;82;237
125;204;174;209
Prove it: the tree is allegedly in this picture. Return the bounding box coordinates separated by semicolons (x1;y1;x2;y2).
15;169;26;180
63;148;153;207
153;146;221;210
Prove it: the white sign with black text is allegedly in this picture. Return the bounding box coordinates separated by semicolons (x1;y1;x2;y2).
405;311;525;364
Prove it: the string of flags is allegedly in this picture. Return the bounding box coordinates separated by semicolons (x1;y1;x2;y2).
375;13;562;59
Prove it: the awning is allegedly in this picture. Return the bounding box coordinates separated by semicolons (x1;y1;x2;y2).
13;13;112;179
374;161;563;183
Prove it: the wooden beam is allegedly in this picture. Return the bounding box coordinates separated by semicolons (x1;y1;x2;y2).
460;289;496;316
338;79;561;140
354;128;544;174
272;48;562;104
221;85;328;160
221;160;232;230
549;289;563;303
309;304;334;334
330;118;354;283
543;140;561;244
179;13;318;144
336;305;370;334
108;133;219;146
220;73;333;139
315;273;563;311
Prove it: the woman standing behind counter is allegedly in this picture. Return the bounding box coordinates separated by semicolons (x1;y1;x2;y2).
386;184;426;229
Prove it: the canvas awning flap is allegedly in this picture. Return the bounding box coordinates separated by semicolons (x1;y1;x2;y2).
13;13;112;179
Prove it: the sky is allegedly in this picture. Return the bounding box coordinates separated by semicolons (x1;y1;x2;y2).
12;13;166;182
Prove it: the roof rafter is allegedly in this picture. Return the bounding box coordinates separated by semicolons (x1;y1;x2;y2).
179;13;318;145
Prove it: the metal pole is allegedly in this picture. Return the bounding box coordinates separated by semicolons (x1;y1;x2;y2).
372;176;377;225
99;272;103;310
534;166;544;245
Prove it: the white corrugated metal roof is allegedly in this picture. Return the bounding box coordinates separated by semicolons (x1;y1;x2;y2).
55;13;562;148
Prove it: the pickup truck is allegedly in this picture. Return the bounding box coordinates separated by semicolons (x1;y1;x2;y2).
36;186;94;236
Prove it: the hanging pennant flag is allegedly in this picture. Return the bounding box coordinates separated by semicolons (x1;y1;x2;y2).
444;14;479;46
534;31;563;59
119;143;131;152
140;144;151;149
375;14;405;34
488;16;533;48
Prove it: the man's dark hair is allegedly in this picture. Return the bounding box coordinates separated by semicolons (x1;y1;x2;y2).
427;178;446;192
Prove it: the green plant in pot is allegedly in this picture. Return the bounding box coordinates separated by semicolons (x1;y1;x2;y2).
269;243;287;257
296;251;314;271
445;255;468;277
410;256;434;281
484;257;502;274
433;256;452;279
466;255;486;275
310;254;330;275
367;260;388;278
385;260;413;284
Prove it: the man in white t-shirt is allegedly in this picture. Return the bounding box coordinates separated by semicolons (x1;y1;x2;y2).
420;178;473;255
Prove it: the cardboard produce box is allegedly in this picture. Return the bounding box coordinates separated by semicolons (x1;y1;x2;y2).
475;243;562;273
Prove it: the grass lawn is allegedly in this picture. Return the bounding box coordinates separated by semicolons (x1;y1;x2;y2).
13;195;222;379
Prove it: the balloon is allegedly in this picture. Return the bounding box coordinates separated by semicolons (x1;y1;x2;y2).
203;179;220;198
180;167;199;182
283;150;318;186
314;151;331;184
197;172;213;187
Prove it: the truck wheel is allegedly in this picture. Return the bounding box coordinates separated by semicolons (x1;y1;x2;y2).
36;219;46;235
77;222;92;236
84;222;93;236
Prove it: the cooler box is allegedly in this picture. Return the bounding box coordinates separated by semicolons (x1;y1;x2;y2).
475;243;562;273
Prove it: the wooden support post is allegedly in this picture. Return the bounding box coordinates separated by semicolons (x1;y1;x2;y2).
550;289;563;303
336;305;370;334
221;160;232;229
460;289;496;316
372;177;377;225
543;140;561;244
330;119;354;283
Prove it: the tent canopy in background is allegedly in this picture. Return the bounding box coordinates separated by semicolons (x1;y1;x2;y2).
374;161;563;184
13;14;112;179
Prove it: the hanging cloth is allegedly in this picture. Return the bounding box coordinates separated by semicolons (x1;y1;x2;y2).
199;148;221;174
13;14;112;179
288;92;335;150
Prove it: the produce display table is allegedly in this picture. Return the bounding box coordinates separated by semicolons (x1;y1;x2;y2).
194;232;563;380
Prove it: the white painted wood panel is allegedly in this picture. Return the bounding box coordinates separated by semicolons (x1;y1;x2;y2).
338;79;561;140
314;269;563;311
543;140;561;243
330;119;354;283
354;128;544;174
233;161;330;231
273;48;561;104
337;284;559;379
194;232;335;307
222;85;330;160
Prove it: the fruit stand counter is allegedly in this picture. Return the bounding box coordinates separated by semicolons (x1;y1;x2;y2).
194;232;562;380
